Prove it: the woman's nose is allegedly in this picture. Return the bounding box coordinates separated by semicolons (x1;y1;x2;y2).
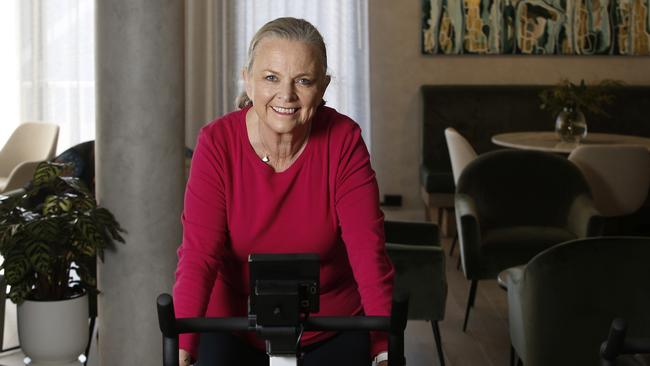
277;81;297;102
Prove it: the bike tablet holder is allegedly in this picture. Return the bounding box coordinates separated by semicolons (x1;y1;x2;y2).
157;253;408;366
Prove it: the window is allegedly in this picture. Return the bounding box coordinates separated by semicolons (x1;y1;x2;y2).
0;0;95;153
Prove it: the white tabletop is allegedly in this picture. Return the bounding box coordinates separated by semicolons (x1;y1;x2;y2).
491;132;650;154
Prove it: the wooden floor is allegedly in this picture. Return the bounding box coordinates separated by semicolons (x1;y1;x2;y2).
385;208;511;366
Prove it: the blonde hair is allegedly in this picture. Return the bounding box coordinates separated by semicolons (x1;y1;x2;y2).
236;17;328;109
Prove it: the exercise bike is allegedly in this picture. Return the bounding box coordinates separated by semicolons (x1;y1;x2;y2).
157;253;409;366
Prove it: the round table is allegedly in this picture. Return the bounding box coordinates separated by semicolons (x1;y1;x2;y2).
491;132;650;154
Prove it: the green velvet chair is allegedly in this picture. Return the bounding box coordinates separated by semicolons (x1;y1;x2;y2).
455;149;603;331
384;220;447;366
506;237;650;366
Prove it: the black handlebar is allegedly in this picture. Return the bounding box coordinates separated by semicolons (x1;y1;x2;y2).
157;293;409;366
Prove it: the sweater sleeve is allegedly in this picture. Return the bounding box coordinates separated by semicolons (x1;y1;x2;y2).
173;126;229;360
334;123;395;358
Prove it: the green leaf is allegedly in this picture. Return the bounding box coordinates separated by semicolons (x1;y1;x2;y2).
93;207;126;242
539;78;624;117
0;225;17;251
25;240;51;273
72;195;96;211
73;215;103;256
32;162;65;187
43;195;73;215
5;254;30;285
8;283;31;304
23;218;60;240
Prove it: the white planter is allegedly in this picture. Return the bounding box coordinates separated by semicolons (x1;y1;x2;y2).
18;292;89;365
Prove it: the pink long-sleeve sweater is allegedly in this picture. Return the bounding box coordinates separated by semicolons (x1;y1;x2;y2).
173;106;394;360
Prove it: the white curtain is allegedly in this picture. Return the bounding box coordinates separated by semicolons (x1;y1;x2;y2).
185;0;371;150
0;0;21;148
18;0;95;154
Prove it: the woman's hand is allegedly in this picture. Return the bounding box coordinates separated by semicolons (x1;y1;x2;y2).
377;361;387;366
179;349;192;366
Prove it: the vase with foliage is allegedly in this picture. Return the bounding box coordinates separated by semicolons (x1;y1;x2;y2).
539;79;623;143
0;161;125;363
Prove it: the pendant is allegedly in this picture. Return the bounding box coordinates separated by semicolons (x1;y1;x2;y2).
262;155;270;163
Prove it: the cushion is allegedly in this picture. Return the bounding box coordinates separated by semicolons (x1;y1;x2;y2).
420;165;455;194
475;226;577;279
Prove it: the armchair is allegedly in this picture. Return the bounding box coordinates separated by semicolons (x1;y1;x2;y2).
0;122;59;193
506;237;650;366
444;128;478;258
569;145;650;235
455;149;602;331
384;220;447;366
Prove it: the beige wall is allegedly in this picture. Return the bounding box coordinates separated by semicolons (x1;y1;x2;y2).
369;0;650;210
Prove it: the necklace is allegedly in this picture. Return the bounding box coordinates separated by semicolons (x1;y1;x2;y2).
258;122;272;163
257;121;311;165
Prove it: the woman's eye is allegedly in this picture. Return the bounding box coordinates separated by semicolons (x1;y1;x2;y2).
264;75;278;81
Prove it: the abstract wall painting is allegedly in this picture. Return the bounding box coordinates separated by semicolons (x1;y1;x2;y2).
421;0;650;55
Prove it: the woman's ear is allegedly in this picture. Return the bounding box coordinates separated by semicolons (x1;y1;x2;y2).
319;75;331;99
323;75;331;90
242;68;252;99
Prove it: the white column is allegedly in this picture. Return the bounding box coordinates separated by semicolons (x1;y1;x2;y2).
95;1;184;365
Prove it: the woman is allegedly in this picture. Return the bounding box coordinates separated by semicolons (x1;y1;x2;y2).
174;17;393;366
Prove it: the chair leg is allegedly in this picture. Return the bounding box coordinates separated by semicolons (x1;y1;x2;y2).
449;234;457;256
431;321;445;366
469;280;478;308
462;280;478;332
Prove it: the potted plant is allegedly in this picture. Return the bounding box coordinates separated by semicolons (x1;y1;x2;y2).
0;161;125;364
539;79;624;143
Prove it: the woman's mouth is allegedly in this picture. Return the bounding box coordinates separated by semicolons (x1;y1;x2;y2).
271;106;299;115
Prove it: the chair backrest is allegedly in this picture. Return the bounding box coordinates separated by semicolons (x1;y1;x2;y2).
519;237;650;366
456;149;592;229
444;128;478;185
569;145;650;217
0;122;60;176
53;140;96;194
384;221;446;321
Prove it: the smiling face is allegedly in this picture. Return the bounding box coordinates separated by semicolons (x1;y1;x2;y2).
243;37;330;134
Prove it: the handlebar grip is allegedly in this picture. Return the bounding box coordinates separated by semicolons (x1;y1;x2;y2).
157;294;177;338
601;318;627;364
157;294;179;366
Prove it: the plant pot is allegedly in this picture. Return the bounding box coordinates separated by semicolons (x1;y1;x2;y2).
18;292;89;365
555;106;588;143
